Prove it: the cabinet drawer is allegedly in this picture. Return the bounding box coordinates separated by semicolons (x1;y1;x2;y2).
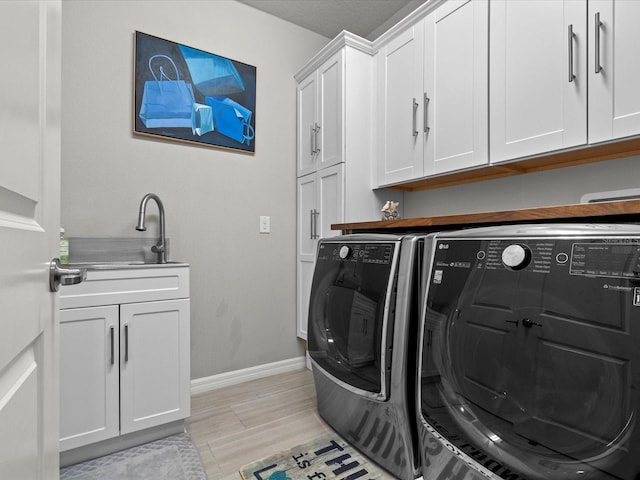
60;267;189;309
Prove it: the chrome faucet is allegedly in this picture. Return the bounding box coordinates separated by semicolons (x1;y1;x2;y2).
135;193;167;264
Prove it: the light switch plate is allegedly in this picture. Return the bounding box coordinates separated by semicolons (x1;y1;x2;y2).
259;216;270;233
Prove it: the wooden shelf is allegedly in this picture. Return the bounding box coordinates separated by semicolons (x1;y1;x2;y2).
333;199;640;233
382;137;640;192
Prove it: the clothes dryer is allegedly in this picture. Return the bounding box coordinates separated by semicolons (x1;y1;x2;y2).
308;234;425;479
417;224;640;480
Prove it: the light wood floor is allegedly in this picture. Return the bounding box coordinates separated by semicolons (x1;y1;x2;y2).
186;368;332;480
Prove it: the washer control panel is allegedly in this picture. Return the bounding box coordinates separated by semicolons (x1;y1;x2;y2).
434;237;640;279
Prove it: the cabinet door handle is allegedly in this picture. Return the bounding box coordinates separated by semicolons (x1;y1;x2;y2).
424;93;430;134
310;209;314;239
412;98;419;137
310;125;316;155
594;12;602;74
124;323;129;362
568;24;576;82
314;123;321;155
110;326;115;365
310;209;320;239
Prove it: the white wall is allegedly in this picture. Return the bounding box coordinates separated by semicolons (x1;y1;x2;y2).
402;155;640;218
61;1;329;379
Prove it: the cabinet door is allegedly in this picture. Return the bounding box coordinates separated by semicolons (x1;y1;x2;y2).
490;0;587;163
296;165;344;339
589;0;640;143
376;24;425;185
60;306;119;451
317;164;345;240
317;51;343;170
297;73;317;177
423;0;488;176
119;299;190;434
297;173;318;339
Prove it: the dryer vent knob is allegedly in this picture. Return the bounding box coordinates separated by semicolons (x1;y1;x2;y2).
502;244;531;270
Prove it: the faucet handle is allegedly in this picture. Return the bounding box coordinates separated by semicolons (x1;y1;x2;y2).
151;244;165;254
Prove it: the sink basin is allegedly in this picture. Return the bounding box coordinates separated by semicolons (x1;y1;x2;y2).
67;261;188;271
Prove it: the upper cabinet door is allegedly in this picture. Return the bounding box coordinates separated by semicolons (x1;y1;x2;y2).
588;0;640;144
376;24;425;185
296;51;344;177
317;51;343;171
423;0;489;176
490;0;587;164
297;73;317;177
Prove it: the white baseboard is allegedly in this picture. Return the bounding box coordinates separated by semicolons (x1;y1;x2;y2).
190;356;307;395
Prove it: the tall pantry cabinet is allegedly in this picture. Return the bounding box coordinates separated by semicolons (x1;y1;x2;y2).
296;34;386;339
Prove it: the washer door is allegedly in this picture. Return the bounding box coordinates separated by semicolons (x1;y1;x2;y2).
420;238;640;480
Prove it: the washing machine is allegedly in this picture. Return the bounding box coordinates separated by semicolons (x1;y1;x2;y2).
307;234;425;479
417;224;640;480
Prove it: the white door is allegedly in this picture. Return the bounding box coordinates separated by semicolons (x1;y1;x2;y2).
376;23;425;185
297;174;317;339
588;0;640;144
119;299;191;435
490;0;587;163
59;306;120;451
423;0;489;176
0;1;62;479
297;73;317;177
317;51;343;171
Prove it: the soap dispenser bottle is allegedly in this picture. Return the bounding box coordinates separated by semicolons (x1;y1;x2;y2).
59;227;69;264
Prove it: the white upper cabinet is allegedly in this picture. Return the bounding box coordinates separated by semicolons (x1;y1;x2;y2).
376;24;425;185
588;0;640;144
376;0;488;186
297;50;343;177
490;0;588;164
423;0;489;176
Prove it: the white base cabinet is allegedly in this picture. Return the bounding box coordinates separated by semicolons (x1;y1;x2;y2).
60;306;119;451
59;266;190;454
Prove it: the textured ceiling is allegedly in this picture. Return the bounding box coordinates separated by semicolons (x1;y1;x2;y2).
236;0;427;40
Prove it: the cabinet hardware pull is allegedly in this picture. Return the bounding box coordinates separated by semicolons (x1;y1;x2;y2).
124;324;129;362
424;93;430;134
314;123;321;155
310;209;320;239
310;125;316;155
568;24;576;82
310;209;314;239
412;98;419;137
110;326;115;365
595;12;602;74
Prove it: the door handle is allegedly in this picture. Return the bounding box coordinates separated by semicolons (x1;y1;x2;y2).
49;258;86;292
124;323;129;362
568;24;576;82
424;93;430;134
110;326;115;365
594;12;602;74
412;98;419;137
314;123;321;155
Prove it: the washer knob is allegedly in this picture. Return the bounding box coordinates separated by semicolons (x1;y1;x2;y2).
502;244;531;270
339;246;351;259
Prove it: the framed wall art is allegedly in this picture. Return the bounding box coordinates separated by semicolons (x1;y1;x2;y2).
134;31;256;153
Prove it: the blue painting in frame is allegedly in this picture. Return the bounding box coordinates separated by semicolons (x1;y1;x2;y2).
134;31;256;153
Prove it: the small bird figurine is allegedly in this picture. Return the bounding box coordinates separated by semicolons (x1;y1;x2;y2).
381;201;400;220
